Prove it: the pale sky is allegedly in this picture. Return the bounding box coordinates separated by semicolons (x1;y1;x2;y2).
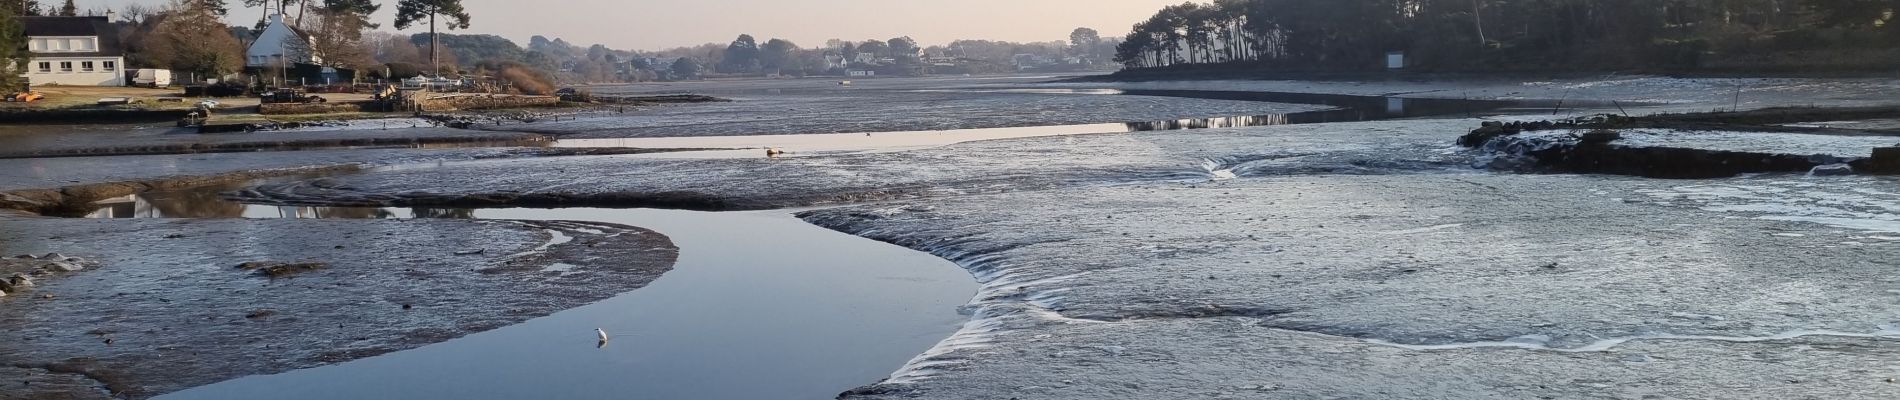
78;0;1178;50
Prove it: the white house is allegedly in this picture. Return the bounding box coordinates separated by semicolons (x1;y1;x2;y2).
246;13;320;68
22;16;125;86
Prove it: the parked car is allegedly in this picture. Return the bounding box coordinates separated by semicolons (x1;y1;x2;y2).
259;89;327;104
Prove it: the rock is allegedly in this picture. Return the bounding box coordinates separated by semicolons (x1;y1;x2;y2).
1810;164;1855;176
1577;129;1621;145
1869;147;1900;175
1458;124;1521;147
40;253;64;260
43;261;83;272
5;274;33;290
245;309;276;319
453;249;486;256
13;254;34;259
236;261;328;277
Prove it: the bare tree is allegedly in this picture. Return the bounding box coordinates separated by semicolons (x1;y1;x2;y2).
145;0;244;78
118;3;155;23
303;9;375;69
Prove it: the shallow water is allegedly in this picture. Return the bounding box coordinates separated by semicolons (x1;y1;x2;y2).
126;205;976;400
536;89;1594;158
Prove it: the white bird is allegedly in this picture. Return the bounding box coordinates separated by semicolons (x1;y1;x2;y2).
596;328;610;342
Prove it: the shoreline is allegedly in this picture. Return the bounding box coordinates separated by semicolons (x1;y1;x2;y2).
1068;67;1900;84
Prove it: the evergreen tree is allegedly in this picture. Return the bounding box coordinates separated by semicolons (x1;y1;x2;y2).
0;7;29;92
394;0;472;73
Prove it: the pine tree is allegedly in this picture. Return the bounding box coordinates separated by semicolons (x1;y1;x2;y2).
57;0;74;16
394;0;471;75
0;7;29;92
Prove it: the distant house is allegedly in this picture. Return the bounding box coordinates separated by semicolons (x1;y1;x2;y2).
824;53;850;70
636;57;685;80
246;13;320;68
22;16;125;86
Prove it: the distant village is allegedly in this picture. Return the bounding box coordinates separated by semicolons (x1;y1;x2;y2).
559;32;1121;83
4;0;1121;98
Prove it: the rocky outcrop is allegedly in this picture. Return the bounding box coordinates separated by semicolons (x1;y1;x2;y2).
1869;147;1900;174
1469;128;1850;179
0;254;96;297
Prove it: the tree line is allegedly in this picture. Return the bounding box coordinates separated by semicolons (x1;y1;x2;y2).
1115;0;1900;73
1;0;1132;91
635;29;1121;79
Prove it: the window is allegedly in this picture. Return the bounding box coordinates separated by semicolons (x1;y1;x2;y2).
37;62;50;73
28;39;44;52
81;62;94;72
50;40;67;51
103;61;116;72
59;62;72;73
73;39;94;51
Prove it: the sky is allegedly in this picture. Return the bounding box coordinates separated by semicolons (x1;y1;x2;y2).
77;0;1180;50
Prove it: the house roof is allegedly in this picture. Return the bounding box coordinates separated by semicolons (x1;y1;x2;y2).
22;16;125;58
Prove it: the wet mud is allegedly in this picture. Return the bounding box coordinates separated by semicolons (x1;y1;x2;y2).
799;175;1900;399
222;118;1486;211
0;214;677;399
0;125;544;159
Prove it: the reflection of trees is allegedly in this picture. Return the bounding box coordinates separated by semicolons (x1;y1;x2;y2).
273;207;395;219
1125;115;1287;131
412;208;476;219
311;207;398;219
147;184;248;218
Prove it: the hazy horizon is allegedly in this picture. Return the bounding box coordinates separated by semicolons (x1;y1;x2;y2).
78;0;1178;50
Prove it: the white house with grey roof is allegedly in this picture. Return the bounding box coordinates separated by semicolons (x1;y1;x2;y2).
22;16;125;86
246;13;320;68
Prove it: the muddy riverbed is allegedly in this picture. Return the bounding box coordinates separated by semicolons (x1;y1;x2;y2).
0;212;677;398
9;74;1900;399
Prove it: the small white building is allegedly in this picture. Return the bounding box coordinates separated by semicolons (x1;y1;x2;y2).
22;16;126;86
246;13;320;68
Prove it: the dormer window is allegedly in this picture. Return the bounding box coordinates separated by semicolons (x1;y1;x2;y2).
27;37;97;53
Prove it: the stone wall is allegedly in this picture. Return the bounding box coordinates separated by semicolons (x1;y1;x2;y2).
417;94;560;112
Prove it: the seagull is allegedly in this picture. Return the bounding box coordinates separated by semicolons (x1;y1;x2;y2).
596;328;610;342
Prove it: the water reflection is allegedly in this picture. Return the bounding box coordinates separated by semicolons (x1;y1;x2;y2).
1126;114;1289;131
84;193;467;220
143;207;977;400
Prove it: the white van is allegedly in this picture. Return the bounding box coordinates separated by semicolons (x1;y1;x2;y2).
131;69;173;88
